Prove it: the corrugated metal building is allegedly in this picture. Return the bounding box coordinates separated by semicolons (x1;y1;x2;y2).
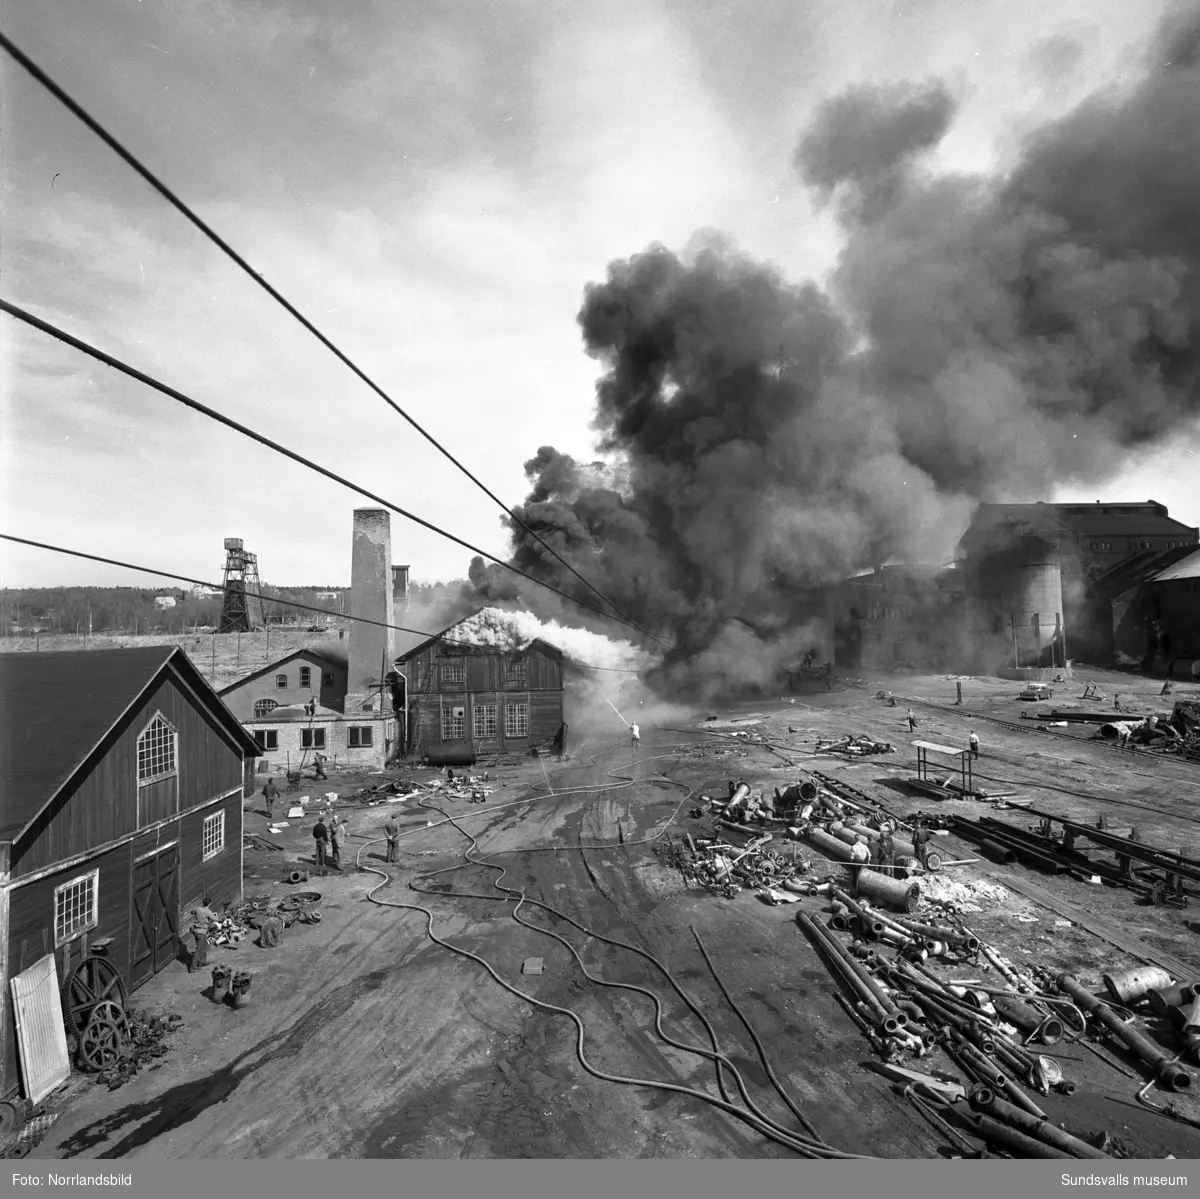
0;647;259;1103
397;616;566;759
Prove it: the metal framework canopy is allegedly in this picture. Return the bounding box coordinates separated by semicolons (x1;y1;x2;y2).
912;739;974;796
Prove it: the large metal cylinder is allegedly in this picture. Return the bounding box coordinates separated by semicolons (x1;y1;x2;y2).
992;994;1063;1045
968;1088;1109;1159
1103;966;1173;1005
855;867;920;912
804;828;860;863
425;742;478;767
1149;985;1197;1016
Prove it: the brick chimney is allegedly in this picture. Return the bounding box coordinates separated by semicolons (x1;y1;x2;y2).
347;509;395;713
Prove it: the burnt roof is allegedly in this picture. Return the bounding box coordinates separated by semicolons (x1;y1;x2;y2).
962;502;1197;544
0;646;260;845
1090;545;1200;599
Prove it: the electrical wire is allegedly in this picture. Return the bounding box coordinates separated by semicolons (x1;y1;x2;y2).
0;33;652;641
0;300;659;641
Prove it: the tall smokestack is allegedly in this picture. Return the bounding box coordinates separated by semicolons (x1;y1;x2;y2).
347;508;395;713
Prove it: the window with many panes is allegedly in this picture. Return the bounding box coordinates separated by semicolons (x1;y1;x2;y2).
137;713;176;784
504;658;527;687
348;726;374;748
275;673;288;689
253;729;278;750
440;661;465;685
504;703;529;738
474;704;498;738
54;870;98;946
203;810;225;861
301;728;326;749
442;705;465;739
254;698;279;718
299;666;311;687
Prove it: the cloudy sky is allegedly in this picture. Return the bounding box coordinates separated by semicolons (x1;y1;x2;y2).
2;0;1196;594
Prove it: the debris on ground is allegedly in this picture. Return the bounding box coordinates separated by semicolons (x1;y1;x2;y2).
815;734;896;757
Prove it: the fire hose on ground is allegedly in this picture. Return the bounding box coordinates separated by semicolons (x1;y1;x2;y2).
355;748;863;1159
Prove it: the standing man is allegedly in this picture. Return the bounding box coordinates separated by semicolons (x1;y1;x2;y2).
877;824;896;872
383;814;400;864
313;815;329;867
328;813;344;867
906;708;917;733
188;896;216;974
911;819;931;870
313;752;328;781
305;697;317;718
956;681;963;706
629;721;640;750
262;777;279;819
968;730;980;759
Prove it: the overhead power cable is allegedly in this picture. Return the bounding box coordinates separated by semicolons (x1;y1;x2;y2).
0;33;650;639
0;301;662;642
0;533;437;640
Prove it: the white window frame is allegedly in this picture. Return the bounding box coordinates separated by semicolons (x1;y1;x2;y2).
54;868;99;947
301;727;327;750
440;661;466;685
254;698;279;718
442;705;465;740
474;704;498;738
504;703;529;739
275;673;288;689
136;711;177;786
202;810;225;862
504;658;528;687
348;726;374;748
299;666;312;688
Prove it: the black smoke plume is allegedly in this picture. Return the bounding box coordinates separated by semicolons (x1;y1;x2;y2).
472;5;1200;696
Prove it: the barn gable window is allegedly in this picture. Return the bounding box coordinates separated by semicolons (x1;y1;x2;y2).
504;703;529;738
137;713;177;785
275;674;288;689
299;666;312;687
254;699;279;718
441;662;465;685
504;658;527;687
202;811;225;861
54;869;99;946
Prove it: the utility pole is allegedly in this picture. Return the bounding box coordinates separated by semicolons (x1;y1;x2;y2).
236;631;241;670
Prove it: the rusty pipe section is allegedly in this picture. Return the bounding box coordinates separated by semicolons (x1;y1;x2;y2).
1058;973;1193;1091
889;916;980;953
968;1087;1109;1159
993;994;1064;1045
798;913;907;1034
948;1105;1068;1158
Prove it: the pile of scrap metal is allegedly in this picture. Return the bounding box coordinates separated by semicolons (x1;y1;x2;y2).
799;900;1200;1156
90;1010;184;1092
207;906;260;947
354;779;423;804
815;734;896;757
657;829;816;900
425;772;496;804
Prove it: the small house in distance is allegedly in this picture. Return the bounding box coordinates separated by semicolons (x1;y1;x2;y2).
0;647;259;1105
397;610;567;760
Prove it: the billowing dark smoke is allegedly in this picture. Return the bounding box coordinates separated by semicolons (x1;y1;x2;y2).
473;6;1200;696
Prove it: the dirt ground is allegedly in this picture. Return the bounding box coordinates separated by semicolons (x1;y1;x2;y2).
24;663;1200;1160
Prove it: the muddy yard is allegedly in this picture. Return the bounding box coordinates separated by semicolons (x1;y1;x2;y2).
23;665;1200;1160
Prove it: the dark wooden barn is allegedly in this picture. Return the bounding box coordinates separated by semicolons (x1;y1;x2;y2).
0;646;259;1103
397;616;567;759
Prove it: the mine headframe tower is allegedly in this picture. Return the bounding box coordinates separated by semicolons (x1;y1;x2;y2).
218;537;266;632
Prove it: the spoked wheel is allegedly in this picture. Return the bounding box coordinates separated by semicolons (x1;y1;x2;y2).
62;956;127;1038
87;1001;130;1042
78;1017;124;1073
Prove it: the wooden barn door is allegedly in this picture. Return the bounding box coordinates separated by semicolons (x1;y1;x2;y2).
130;844;180;989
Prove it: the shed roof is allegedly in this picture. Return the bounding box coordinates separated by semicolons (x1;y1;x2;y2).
0;646;260;844
1152;548;1200;582
911;740;966;758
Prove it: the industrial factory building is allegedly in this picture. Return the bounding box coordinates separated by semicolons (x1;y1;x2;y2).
833;499;1199;677
397;613;567;760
